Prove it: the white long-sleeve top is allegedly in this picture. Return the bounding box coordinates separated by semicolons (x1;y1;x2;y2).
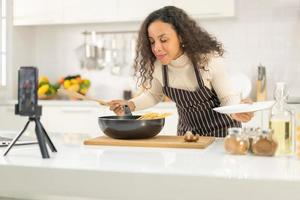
131;53;240;110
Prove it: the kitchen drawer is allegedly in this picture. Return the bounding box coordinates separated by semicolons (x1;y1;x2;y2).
41;106;105;135
0;105;29;131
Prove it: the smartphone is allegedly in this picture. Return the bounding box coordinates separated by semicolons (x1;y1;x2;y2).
17;67;38;116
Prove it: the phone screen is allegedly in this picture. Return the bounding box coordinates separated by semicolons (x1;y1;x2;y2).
18;67;38;116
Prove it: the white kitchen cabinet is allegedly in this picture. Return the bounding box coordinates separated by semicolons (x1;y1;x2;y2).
13;0;117;25
41;105;105;135
0;102;106;136
62;0;117;24
13;0;63;25
173;0;235;18
13;0;235;25
116;0;172;21
0;101;177;136
0;101;278;137
0;105;28;131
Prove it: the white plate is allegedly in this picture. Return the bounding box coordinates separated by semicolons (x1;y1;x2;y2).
213;101;275;114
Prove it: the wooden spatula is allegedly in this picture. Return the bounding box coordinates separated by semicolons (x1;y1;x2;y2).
58;88;108;106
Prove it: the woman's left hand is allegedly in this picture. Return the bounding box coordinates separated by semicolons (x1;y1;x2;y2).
230;98;254;123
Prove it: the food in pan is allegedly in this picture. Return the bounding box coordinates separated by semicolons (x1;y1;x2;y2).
137;112;172;120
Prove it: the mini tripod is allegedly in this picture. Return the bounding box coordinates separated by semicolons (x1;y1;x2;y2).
3;105;57;159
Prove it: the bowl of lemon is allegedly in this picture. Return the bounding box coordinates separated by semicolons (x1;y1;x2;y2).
58;75;91;100
38;76;59;100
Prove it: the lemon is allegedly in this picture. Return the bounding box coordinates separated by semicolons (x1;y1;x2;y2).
68;84;79;92
71;79;79;84
46;85;57;96
38;81;48;88
39;76;49;85
82;79;91;87
79;87;88;95
63;80;71;89
38;84;49;96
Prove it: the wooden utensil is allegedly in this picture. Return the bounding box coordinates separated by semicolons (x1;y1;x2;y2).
84;135;215;149
58;88;108;106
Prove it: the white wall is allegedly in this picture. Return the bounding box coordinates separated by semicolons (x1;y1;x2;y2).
11;0;300;100
201;0;300;98
11;26;37;98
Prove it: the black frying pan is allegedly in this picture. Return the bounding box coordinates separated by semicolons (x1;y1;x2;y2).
98;105;165;139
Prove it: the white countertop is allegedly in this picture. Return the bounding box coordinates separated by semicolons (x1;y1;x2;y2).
0;132;300;200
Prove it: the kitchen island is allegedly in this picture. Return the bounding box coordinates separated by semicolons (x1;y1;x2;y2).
0;133;299;200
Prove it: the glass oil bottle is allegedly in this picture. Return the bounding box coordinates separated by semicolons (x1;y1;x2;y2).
269;82;294;156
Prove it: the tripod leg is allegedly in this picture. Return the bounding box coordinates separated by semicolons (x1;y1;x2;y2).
37;120;57;152
35;118;50;159
3;120;31;156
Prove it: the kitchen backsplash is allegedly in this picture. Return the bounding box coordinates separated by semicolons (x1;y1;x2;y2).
11;0;300;100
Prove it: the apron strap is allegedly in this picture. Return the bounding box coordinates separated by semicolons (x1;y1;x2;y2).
162;65;169;87
192;61;205;88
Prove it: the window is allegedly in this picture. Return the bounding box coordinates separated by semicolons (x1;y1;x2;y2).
0;0;7;86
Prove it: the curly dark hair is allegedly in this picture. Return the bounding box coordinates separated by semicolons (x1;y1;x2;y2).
134;6;224;88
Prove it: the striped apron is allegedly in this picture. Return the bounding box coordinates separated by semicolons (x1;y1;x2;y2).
162;64;241;137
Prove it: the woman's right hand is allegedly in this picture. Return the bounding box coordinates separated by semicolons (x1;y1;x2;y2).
108;100;136;116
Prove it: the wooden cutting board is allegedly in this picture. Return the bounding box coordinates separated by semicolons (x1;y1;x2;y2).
84;135;215;149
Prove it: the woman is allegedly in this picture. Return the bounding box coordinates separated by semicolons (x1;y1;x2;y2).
109;6;253;137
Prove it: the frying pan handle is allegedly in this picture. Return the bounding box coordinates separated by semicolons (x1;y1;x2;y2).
123;104;132;116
